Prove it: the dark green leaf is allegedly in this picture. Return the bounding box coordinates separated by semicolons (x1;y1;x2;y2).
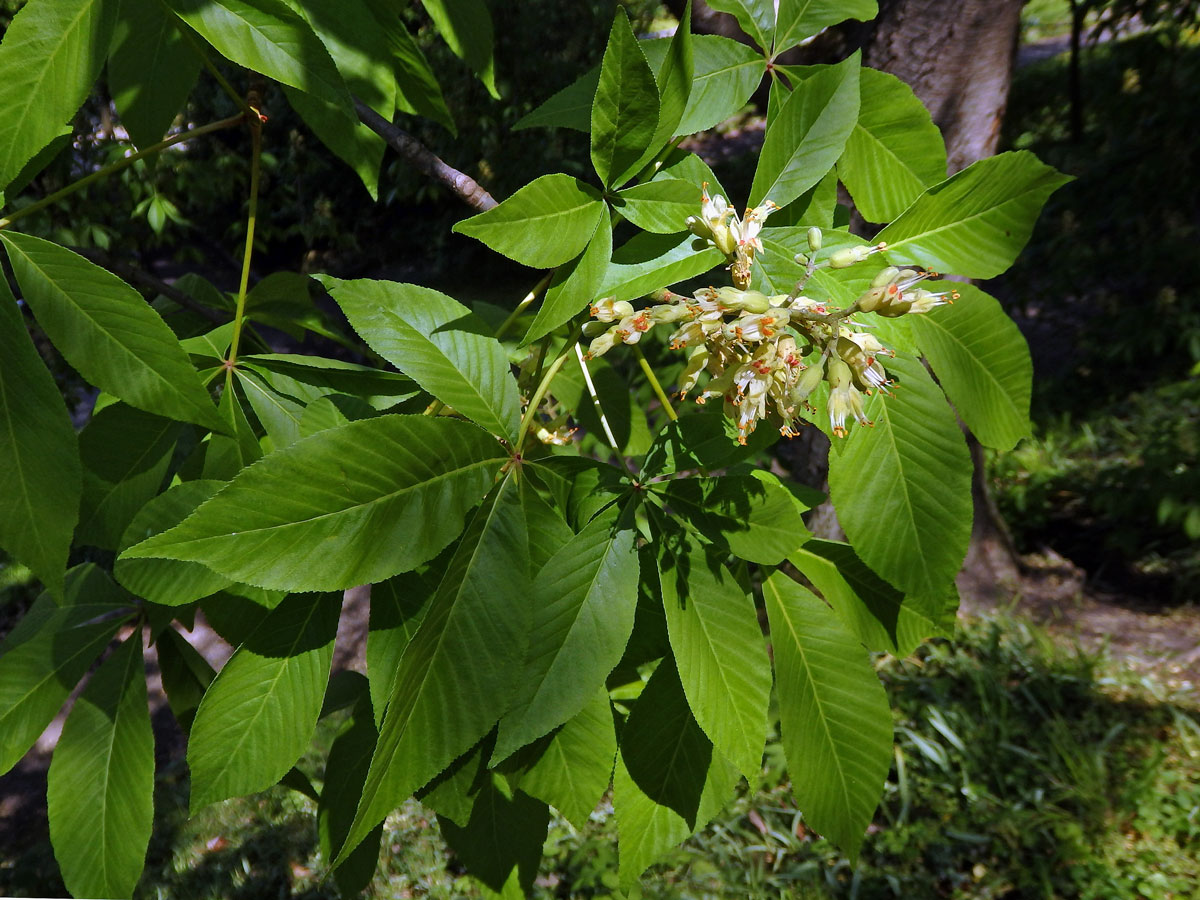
524;214;612;346
419;0;498;99
439;777;550;893
613;179;699;234
285;87;385;199
512;69;599;133
366;568;438;729
706;0;774;52
648;0;693;150
155;625;216;732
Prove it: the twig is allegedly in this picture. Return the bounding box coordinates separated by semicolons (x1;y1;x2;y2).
354;98;497;212
70;247;224;323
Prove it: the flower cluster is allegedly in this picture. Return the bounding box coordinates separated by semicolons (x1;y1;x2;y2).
585;187;960;443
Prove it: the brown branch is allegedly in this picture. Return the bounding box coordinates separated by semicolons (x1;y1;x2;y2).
71;247;225;323
353;98;497;212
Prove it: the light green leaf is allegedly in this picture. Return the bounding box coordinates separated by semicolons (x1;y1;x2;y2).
439;777;550;894
240;353;419;409
0;0;117;190
641;35;765;137
0;567;133;776
762;572;892;862
657;525;771;780
523;214;612;346
613;179;699;234
615;658;738;886
661;470;811;564
706;0;774;52
909;282;1032;450
591;8;660;189
76;404;180;550
492;505;639;763
1;232;227;433
108;0;202;149
121;415;506;592
336;476;530;865
598;231;723;303
775;0;877;54
234;366;307;449
317;276;520;441
47;636;153;900
115;480;231;606
165;0;352;113
827;353;972;598
187;591;341;810
876;151;1072;278
789;539;954;657
200;374;262;481
518;687;615;830
749;52;860;209
0;277;80;595
838;67;946;223
420;0;498;99
452;173;606;269
648;0;693;151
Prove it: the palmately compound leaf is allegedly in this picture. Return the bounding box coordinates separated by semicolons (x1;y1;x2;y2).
0;232;228;434
774;0;877;54
523;214;612;347
909;282;1033;450
47;636;154;900
187;591;342;811
0;0;117;190
492;503;639;763
335;476;531;867
876;150;1072;279
317;276;521;441
827;353;972;599
0;275;80;596
121;415;507;592
452;173;606;269
763;571;893;863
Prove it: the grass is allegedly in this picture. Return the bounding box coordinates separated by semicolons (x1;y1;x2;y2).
4;615;1196;899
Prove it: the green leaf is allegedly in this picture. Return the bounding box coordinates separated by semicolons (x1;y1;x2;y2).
598;231;723;303
661;470;811;564
285;0;394;116
439;777;550;894
200;375;262;481
317;277;521;441
0;567;133;776
1;232;227;433
657;524;771;780
641;407;775;477
319;688;383;897
827;353;972;598
749;52;860;208
419;0;498;99
155;625;216;732
518;687;615;830
336;476;530;865
774;0;877;54
165;0;353;113
115;480;231;605
366;568;438;729
187;591;341;810
838;67;946;223
379;2;455;133
0;277;80;595
452;173;606;269
648;0;693;150
285;87;385;199
519;481;575;572
108;0;202;149
492;505;639;763
121;415;506;592
234;366;308;449
512;69;599;133
613;179;699;234
76;404;180;550
523;214;612;346
876;151;1073;278
591;8;660;189
789;539;954;657
47;636;153;900
641;35;765;137
615;658;738;886
240;353;419;409
0;0;118;190
909;282;1033;450
763;572;892;862
706;0;774;52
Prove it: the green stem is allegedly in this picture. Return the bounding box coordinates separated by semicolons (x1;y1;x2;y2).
0;113;247;231
225;115;262;366
515;341;575;454
495;271;553;340
633;345;677;422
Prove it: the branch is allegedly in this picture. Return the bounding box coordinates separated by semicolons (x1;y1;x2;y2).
71;247;225;323
354;98;497;212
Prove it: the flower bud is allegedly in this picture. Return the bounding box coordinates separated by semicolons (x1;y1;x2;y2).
581;320;608;338
712;224;737;257
807;227;822;252
857;285;887;312
716;286;771;314
591;297;634;322
686;216;711;240
649;303;688;324
586;328;618;359
871;266;900;288
828;245;872;269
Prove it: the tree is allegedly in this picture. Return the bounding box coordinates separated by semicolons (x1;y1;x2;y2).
0;1;1065;896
